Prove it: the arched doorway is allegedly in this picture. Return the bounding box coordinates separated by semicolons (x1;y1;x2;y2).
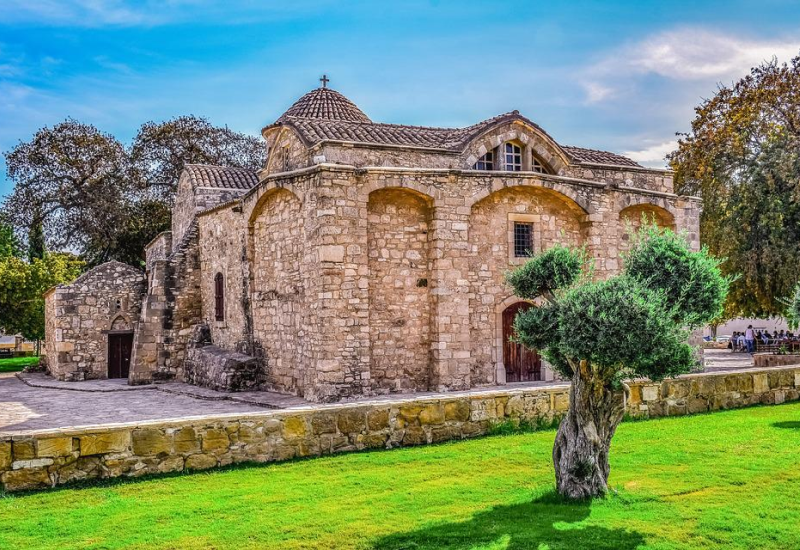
502;302;542;382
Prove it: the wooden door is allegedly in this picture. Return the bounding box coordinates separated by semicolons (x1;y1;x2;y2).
108;333;133;379
502;302;541;382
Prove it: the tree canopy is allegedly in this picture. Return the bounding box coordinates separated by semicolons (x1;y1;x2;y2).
0;252;84;342
2;115;265;268
507;226;728;499
669;54;800;318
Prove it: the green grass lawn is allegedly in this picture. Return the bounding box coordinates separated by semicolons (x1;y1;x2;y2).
0;356;39;373
1;403;800;550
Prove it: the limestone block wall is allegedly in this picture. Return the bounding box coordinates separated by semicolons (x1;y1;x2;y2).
43;262;145;381
367;188;432;393
144;231;172;273
753;354;800;369
197;206;249;352
249;188;312;396
565;165;675;194
2;365;798;492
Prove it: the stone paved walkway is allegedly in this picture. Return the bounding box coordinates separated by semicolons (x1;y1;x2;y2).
0;348;759;435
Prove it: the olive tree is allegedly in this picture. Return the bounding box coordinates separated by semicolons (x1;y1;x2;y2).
506;225;728;499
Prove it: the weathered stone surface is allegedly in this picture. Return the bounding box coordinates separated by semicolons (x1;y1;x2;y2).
337;410;366;434
12;439;36;461
2;467;51;491
173;427;200;454
36;437;73;458
311;412;337;435
185;453;218;470
367;409;390;431
132;429;172;456
201;429;230;452
80;432;130;455
418;404;445;425
282;416;307;439
0;441;11;470
184;344;263;392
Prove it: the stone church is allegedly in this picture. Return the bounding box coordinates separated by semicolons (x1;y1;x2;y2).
43;82;701;402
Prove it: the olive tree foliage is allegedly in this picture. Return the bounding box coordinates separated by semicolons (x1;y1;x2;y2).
669;54;800;318
506;225;728;499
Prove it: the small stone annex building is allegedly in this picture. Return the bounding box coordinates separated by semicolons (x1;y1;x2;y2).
43;82;701;402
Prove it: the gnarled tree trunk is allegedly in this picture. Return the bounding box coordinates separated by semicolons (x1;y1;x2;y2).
552;361;626;499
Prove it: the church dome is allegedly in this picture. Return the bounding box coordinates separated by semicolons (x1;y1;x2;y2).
277;87;372;124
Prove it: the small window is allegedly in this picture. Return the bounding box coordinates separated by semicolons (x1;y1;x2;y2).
214;272;225;321
504;143;522;171
474;151;494;170
513;222;534;257
282;146;290;171
532;156;546;174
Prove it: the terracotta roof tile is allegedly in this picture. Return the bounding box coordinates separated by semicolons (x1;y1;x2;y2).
183;164;259;190
278;87;371;123
562;146;642;167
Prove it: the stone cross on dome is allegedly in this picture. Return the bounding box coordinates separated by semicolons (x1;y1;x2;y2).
320;74;330;88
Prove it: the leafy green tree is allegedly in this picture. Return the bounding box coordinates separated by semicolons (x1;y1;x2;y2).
507;226;728;499
669;54;800;317
787;284;800;330
0;253;84;354
27;208;46;262
0;219;21;259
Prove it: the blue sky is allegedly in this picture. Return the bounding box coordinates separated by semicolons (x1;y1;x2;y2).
1;0;800;197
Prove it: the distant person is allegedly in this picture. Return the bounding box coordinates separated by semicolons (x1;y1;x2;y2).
745;325;755;353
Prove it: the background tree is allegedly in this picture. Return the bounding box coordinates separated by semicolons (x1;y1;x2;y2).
0;252;83;354
506;226;727;499
669;54;800;317
130;115;265;198
3;116;265;268
2;120;133;260
0;218;21;259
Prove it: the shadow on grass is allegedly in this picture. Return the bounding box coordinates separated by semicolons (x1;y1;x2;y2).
772;421;800;430
372;490;645;550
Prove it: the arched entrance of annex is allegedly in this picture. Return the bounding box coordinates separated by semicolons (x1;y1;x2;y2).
501;301;542;383
107;314;133;379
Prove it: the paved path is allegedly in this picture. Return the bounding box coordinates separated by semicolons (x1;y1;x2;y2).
702;348;755;372
0;348;760;435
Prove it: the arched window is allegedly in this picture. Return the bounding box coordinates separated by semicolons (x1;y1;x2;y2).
214;272;225;321
473;150;494;170
531;156;547;174
503;143;522;171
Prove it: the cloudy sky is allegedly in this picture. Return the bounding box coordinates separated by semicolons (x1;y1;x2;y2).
1;0;799;196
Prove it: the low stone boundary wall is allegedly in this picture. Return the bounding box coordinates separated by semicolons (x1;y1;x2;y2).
753;353;800;369
2;364;799;492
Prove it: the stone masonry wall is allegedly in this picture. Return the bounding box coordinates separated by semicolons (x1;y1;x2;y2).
44;262;145;381
250;188;308;395
2;365;798;492
367;188;432;393
197;206;249;352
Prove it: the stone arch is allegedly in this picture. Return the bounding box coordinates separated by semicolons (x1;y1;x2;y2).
360;180;437;206
367;187;433;393
468;185;586;384
108;313;133;332
461;120;571;175
248;186;306;395
618;201;677;258
467;180;592;216
246;183;304;226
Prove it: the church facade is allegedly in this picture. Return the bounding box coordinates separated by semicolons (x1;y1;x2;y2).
43;84;701;402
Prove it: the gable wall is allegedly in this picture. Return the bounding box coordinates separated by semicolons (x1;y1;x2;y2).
44;264;145;381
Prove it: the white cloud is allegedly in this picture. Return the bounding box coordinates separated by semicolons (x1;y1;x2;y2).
583;28;800;103
622;140;678;169
0;0;206;27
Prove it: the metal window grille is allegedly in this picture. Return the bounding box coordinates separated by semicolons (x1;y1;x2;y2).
514;222;533;257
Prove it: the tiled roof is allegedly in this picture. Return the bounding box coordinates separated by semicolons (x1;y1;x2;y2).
183;164;259;190
269;88;643;168
281;112;545;152
277;87;372;124
562;146;642;167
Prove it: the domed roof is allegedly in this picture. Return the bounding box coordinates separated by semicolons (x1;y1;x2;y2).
277;87;371;124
